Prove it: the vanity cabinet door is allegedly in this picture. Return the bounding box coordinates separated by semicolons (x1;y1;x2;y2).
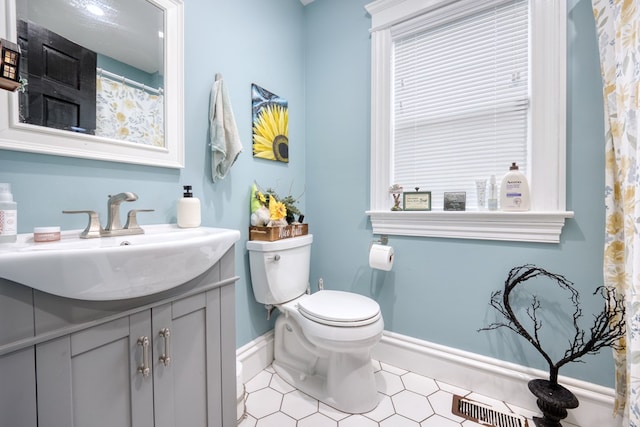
0;281;38;427
152;285;236;427
35;312;154;427
0;347;37;427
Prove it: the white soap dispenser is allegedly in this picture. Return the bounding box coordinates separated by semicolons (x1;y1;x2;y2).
0;183;17;243
500;162;530;211
177;185;201;228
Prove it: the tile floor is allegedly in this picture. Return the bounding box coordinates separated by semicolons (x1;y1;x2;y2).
238;360;549;427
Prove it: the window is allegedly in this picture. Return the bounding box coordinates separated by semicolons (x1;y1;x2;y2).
394;1;528;210
365;0;573;243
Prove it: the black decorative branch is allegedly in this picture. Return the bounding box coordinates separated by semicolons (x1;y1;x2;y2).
479;264;626;386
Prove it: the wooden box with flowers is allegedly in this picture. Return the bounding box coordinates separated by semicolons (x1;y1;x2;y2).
249;224;308;242
249;183;307;241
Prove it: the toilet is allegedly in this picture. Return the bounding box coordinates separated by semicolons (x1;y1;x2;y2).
246;234;384;414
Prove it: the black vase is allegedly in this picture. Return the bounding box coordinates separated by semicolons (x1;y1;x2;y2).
527;379;579;427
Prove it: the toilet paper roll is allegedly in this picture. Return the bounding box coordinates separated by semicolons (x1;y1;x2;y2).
369;243;394;271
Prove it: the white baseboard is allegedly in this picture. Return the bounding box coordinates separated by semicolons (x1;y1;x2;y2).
237;329;615;426
236;330;274;383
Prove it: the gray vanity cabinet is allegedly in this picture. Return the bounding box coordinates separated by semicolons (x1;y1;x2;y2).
0;247;238;427
36;290;231;427
35;312;155;426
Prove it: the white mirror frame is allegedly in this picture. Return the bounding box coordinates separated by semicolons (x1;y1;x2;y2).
0;0;184;168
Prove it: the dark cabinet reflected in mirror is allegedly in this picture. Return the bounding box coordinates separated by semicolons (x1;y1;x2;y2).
17;20;97;133
16;0;165;147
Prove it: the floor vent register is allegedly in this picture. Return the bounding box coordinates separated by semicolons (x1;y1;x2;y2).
452;395;529;427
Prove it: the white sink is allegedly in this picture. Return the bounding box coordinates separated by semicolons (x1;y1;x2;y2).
0;224;240;300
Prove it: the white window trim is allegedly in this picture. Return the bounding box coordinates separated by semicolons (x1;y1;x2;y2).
365;0;573;244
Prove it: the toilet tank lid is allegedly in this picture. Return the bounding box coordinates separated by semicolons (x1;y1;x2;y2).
246;234;313;251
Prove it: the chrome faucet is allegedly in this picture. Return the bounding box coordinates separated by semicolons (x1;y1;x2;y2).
63;192;154;238
105;192;138;231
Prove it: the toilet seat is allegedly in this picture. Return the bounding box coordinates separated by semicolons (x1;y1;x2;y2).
297;290;381;327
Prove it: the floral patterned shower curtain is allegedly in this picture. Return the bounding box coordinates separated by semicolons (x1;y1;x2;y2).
96;75;164;147
592;0;639;425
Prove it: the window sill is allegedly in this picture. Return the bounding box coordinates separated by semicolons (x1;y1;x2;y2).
366;210;575;243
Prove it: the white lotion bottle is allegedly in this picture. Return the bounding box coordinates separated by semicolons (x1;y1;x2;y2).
500;162;530;211
177;185;201;228
0;183;17;243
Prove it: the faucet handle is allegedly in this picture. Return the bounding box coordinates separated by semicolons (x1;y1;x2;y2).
124;209;155;231
62;210;103;239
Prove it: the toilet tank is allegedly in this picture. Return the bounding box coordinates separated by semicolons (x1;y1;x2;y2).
246;234;313;305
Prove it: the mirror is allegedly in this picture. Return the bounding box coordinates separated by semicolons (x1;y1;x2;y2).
0;0;184;168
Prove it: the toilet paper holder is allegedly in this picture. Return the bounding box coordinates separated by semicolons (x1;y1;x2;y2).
370;234;389;248
369;235;394;271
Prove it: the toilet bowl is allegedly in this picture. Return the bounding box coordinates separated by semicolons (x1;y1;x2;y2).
246;235;384;413
274;290;383;413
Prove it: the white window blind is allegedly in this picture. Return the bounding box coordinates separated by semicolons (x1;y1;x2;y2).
392;0;529;210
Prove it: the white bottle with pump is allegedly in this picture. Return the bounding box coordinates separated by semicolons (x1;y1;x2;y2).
0;183;17;243
177;185;201;228
500;162;530;211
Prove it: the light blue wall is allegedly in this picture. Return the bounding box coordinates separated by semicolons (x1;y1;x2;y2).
304;0;612;388
0;0;614;390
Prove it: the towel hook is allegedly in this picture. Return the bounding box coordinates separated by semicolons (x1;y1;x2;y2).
215;73;222;82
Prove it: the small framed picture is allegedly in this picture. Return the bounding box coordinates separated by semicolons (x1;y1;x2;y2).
403;191;431;211
444;192;466;211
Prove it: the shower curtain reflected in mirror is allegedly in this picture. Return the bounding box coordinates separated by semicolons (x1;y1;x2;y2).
96;74;164;147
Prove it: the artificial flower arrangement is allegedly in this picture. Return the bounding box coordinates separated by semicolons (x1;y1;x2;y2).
249;183;307;241
250;183;303;226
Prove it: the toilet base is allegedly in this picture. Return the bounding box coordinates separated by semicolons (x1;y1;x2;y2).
273;315;380;414
273;354;379;414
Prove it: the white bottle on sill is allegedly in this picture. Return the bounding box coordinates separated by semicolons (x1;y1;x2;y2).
500;162;530;211
487;175;498;211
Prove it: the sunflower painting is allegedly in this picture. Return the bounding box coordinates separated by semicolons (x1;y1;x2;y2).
251;84;289;163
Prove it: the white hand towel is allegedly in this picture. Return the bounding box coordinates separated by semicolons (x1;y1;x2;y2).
209;74;243;182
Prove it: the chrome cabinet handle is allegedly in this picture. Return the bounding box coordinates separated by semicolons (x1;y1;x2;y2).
137;336;151;377
159;328;171;366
